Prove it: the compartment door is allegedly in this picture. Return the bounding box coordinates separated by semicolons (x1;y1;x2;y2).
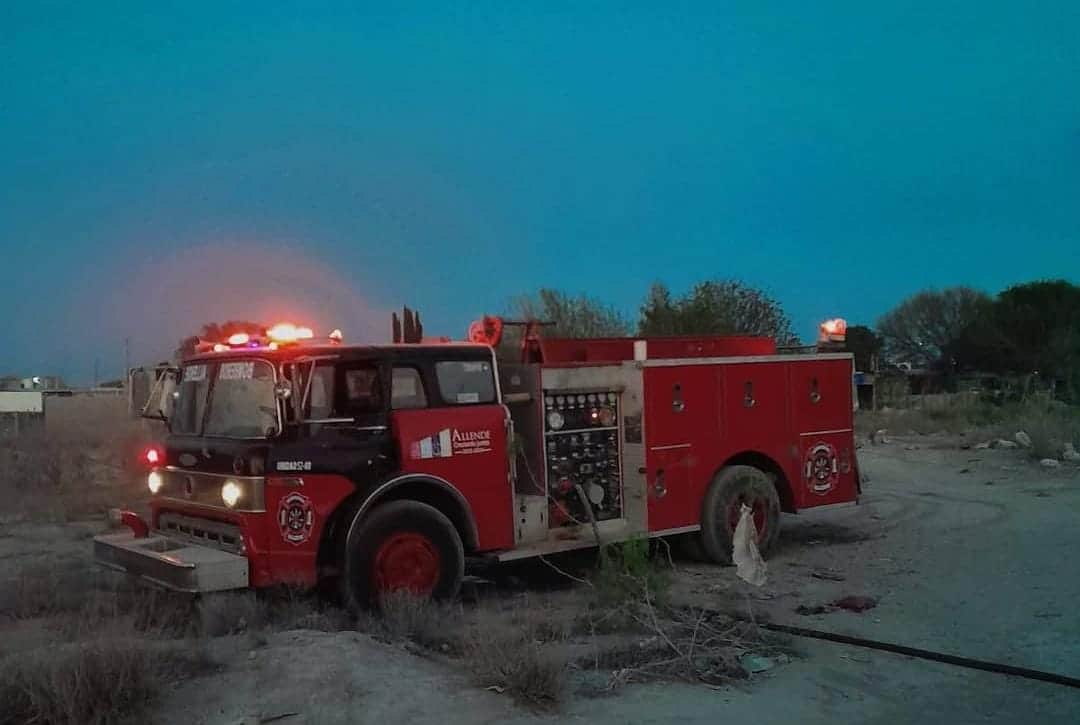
643;366;718;532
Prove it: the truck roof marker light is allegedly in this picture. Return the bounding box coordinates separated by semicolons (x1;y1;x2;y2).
227;333;250;346
328;329;343;343
144;446;161;465
296;326;314;340
212;343;229;352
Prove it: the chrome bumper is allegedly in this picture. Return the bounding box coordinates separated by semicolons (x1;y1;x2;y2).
93;530;250;593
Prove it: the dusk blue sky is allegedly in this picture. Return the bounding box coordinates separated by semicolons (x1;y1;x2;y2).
3;2;1078;383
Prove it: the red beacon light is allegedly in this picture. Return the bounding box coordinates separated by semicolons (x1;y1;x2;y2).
142;445;163;467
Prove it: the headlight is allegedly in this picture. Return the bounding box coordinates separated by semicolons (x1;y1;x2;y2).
147;471;164;494
221;480;242;508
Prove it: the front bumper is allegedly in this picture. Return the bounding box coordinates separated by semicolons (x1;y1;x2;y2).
93;530;250;593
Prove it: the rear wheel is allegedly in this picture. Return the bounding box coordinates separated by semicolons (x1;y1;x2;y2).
700;465;781;564
344;500;464;608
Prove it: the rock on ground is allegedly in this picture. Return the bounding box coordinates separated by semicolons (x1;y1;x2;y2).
1015;431;1033;448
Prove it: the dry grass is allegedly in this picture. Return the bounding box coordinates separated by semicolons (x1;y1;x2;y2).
464;616;569;708
0;561;93;621
859;396;1080;460
0;395;149;523
0;634;216;725
198;587;353;637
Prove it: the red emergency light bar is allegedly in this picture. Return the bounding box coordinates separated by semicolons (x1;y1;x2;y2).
194;323;343;354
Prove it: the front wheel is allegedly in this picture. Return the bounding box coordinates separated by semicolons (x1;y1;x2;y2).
700;465;781;564
344;500;464;608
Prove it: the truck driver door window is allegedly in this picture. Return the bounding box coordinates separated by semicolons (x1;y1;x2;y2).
341;365;383;418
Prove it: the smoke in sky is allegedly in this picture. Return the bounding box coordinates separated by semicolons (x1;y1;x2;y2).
90;241;388;372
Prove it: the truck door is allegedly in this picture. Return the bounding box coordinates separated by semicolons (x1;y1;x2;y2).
390;359;514;551
643;366;719;532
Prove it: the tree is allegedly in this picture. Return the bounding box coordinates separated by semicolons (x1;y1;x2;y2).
510;289;632;337
992;280;1080;398
175;320;266;359
845;325;883;372
637;280;797;343
877;287;992;370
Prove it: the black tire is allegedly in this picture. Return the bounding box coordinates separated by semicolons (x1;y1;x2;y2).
673;532;711;562
700;465;781;565
344;500;464;609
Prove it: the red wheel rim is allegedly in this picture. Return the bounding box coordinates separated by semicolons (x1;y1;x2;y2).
727;495;769;543
373;532;441;596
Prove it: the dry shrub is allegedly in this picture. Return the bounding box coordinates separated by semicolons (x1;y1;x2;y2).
51;581;197;641
198;591;269;637
594;538;671;608
0;395;149;523
465;623;568;708
376;591;462;651
0;561;92;620
198;588;352;637
1011;406;1080;460
859;397;1080;455
0;635;216;725
579;607;766;689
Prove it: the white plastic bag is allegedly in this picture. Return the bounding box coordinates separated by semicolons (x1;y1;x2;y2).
732;503;767;587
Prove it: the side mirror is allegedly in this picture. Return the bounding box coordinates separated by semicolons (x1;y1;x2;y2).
141;367;179;428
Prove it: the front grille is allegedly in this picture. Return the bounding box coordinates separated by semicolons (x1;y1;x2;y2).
158;512;244;554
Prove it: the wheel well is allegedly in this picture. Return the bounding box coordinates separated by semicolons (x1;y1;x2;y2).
317;478;478;575
376;480;478;552
721;451;795;513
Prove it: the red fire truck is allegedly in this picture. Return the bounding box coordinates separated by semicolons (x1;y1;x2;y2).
95;317;859;605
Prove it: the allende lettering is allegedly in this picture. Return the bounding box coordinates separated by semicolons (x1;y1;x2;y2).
452;429;491;443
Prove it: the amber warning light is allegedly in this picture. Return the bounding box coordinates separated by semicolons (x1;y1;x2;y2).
818;318;848;344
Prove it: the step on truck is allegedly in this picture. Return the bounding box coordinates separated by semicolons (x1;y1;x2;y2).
95;315;860;604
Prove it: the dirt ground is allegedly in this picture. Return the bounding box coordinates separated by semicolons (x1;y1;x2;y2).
3;435;1079;723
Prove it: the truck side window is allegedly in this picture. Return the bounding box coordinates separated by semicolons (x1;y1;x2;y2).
435;360;495;405
341;365;382;416
391;367;427;409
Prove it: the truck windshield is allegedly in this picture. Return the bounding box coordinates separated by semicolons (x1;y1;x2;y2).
173;360;279;438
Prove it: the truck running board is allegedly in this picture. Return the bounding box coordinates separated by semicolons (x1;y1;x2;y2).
93;530;249;593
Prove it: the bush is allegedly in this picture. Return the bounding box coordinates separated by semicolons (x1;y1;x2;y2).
594;538;670;607
0;637;214;725
465;625;567;708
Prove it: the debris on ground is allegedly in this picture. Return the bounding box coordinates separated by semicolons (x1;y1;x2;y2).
732;504;767;587
795;604;829;616
833;596;878;613
993;439;1019;450
739;654;776;674
871;429;889;445
1040;459;1061;469
1063;443;1080;462
974;442;991;450
1014;431;1033;449
810;570;846;582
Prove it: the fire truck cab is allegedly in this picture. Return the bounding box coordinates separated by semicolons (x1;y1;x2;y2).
95;320;859;605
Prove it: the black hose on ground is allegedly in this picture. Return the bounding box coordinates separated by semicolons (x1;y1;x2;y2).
756;620;1080;690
